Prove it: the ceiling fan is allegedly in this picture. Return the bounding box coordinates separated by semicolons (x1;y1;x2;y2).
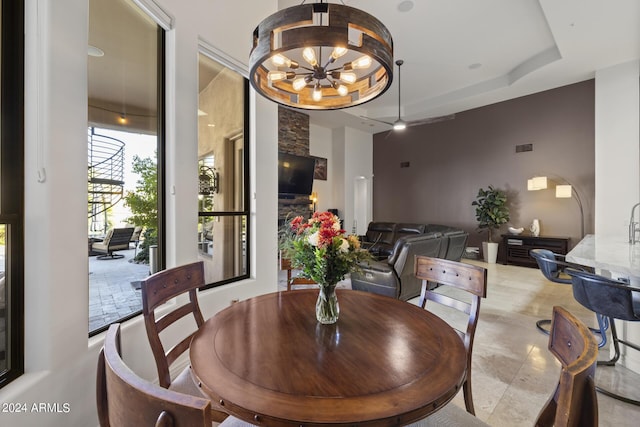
361;59;455;131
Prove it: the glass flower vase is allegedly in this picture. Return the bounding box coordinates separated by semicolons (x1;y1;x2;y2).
316;283;339;324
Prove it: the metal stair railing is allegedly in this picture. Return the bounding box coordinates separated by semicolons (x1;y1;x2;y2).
88;128;125;231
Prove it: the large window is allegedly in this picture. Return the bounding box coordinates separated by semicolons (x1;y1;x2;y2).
87;0;164;335
0;0;25;389
197;53;250;286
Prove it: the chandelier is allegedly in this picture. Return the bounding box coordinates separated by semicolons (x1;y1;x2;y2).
249;1;394;110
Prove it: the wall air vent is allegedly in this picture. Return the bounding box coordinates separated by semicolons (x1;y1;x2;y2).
516;143;533;153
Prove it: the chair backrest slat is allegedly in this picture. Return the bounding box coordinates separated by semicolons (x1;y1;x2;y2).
425;292;472;315
289;276;318;290
156;303;198;333
97;324;212;427
415;256;487;297
141;261;206;389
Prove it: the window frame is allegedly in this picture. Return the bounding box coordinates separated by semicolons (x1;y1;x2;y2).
198;69;251;289
0;0;25;389
86;15;166;338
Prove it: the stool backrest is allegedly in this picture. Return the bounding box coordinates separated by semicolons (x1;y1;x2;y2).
530;249;570;284
567;268;640;322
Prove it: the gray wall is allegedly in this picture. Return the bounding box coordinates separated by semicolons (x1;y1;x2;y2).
372;80;595;251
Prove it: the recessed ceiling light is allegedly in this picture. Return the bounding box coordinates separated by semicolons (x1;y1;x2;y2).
398;1;414;12
88;45;104;57
468;63;482;70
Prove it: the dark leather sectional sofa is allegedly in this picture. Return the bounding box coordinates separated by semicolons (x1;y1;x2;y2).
352;222;468;301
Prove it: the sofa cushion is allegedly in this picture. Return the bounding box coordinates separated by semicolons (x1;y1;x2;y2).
362;222;397;259
387;232;441;265
351;261;399;299
395;223;426;237
364;222;396;245
393;235;443;300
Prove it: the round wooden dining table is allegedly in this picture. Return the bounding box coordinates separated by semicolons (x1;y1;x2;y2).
190;289;466;427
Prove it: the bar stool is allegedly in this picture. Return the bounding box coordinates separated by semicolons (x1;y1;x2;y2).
567;268;640;406
529;249;605;337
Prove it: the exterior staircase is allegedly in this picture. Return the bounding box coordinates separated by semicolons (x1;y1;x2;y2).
88;128;125;233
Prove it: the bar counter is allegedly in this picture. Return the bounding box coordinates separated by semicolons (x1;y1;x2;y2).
567;234;640;373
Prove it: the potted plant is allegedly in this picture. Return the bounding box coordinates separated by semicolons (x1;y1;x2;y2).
472;185;510;263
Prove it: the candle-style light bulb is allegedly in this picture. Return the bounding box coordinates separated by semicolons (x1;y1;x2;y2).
302;47;318;67
312;83;322;101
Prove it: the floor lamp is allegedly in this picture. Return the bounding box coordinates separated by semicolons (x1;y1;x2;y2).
555;184;585;238
528;176;585;238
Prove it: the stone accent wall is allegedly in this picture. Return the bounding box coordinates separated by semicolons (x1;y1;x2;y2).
278;106;313;222
278;106;309;156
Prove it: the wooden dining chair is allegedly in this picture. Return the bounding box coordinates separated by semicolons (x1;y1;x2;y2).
280;254;293;287
288;277;317;291
407;306;599;427
534;305;599;427
97;324;255;427
97;324;212;427
280;253;317;290
140;261;227;421
414;255;487;415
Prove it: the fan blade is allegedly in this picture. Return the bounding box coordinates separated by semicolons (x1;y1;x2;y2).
359;115;394;126
406;114;456;127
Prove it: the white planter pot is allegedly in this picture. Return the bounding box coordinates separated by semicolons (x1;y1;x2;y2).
482;242;499;264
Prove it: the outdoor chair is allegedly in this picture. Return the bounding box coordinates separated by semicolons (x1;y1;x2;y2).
129;225;143;254
92;227;135;260
414;256;487;415
408;306;599;427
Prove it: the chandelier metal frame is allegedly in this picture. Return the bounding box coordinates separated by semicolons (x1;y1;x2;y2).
249;1;394;110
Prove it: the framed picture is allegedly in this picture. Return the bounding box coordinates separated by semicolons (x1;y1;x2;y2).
312;156;327;180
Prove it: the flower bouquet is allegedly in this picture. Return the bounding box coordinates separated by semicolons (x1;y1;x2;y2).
279;211;372;324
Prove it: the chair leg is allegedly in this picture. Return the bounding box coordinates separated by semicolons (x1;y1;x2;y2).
537;314;605;338
597;317;617;362
462;376;475;415
595;317;640;406
536;319;551;335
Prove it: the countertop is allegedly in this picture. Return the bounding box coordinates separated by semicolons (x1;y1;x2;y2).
566;234;640;279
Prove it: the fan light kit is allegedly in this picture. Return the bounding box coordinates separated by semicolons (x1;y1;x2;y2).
249;1;394;110
361;59;456;132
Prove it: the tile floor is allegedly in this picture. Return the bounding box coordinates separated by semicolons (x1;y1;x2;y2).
88;248;150;332
279;260;640;426
90;251;640;424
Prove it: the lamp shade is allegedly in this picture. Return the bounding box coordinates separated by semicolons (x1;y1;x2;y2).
249;2;394;110
555;184;572;198
527;176;548;191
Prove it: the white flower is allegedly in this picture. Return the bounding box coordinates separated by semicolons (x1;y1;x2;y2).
339;238;349;253
332;219;341;231
308;231;319;247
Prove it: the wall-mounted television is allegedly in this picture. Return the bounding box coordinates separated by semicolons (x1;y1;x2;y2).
278;152;315;196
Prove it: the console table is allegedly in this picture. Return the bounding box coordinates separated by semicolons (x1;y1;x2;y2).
502;234;570;267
